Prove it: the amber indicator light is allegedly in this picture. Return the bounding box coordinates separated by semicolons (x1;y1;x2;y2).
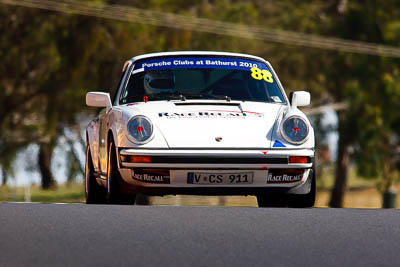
289;156;309;164
129;156;152;163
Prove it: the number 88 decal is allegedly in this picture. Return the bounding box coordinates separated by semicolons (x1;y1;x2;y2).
250;67;274;83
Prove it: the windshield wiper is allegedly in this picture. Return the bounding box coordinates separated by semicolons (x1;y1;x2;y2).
146;92;186;101
145;92;232;102
181;93;231;101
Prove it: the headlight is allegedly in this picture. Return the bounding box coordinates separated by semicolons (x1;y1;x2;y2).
127;115;153;144
281;116;309;144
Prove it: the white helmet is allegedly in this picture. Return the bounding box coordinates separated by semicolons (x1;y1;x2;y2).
143;70;176;94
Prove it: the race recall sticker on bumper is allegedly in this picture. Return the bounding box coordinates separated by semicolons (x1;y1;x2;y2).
266;170;304;183
132;170;171;184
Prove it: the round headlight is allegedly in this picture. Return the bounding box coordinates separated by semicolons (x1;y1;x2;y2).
281;116;309;144
127;115;153;144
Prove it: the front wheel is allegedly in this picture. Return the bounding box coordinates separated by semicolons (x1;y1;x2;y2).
257;167;316;208
85;146;107;204
287;167;316;208
107;141;136;205
256;194;289;208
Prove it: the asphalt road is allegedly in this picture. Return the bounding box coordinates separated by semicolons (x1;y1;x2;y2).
0;203;399;267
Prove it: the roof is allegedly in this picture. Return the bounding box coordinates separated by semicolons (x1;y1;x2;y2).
130;51;268;64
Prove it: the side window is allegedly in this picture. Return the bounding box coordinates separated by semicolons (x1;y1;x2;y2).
112;61;131;105
120;72;145;104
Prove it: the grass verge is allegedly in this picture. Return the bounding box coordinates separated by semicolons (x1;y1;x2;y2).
0;183;84;203
1;182;398;208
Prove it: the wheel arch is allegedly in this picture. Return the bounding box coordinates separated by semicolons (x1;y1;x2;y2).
107;129;115;152
106;128;121;168
85;130;96;171
86;118;100;170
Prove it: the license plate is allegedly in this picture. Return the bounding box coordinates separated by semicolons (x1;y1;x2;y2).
187;172;253;185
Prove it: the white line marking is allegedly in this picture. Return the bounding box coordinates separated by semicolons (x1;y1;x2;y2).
3;202;80;204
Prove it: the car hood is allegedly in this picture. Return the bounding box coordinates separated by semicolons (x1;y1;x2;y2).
120;101;285;148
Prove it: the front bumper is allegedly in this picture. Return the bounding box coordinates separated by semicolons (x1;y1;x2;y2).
117;148;314;195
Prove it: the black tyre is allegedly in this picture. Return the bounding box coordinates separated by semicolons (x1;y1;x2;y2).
257;167;316;208
85;146;107;204
107;141;136;205
256;194;289;208
287;167;316;208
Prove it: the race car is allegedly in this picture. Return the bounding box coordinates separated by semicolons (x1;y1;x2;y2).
85;51;315;207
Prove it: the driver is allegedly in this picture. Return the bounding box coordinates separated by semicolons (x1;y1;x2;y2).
143;70;176;95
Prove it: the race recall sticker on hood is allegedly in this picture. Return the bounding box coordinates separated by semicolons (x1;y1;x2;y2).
158;110;264;118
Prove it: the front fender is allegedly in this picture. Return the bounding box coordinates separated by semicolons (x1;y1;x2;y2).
270;107;315;149
107;109;124;147
110;107;169;149
87;118;100;173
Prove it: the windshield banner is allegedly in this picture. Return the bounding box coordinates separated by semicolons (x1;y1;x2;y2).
133;57;268;71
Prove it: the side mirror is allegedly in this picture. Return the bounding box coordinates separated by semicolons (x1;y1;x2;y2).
291;91;310;108
86;92;112;108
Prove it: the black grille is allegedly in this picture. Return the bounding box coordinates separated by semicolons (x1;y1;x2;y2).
121;155;288;164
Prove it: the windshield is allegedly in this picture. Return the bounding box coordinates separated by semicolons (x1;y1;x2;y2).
120;56;286;104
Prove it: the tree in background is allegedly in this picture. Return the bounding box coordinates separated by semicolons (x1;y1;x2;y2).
0;4;123;188
321;0;400;207
0;5;53;187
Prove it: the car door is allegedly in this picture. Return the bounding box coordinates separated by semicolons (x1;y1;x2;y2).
98;61;132;176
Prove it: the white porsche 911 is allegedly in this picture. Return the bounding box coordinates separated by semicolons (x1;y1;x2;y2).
85;51;315;207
